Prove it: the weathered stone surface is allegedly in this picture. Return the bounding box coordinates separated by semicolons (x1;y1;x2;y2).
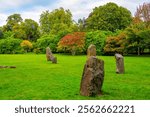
46;47;57;64
51;56;57;64
115;53;124;74
80;56;104;96
46;47;53;61
87;44;96;58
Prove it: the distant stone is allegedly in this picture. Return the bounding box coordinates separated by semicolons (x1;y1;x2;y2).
46;47;57;64
87;44;96;58
115;53;124;74
80;56;104;96
51;56;57;64
9;66;16;68
46;47;53;61
0;66;16;69
0;66;7;68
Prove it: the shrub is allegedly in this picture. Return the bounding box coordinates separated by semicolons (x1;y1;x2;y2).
0;38;22;54
3;31;14;39
34;35;59;54
20;40;33;53
104;32;127;55
85;30;113;55
57;32;85;55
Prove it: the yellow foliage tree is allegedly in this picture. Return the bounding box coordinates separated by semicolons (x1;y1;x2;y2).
20;40;33;53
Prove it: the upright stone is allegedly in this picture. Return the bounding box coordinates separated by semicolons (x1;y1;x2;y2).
46;47;57;64
46;47;53;61
115;53;124;74
51;56;57;64
87;44;96;58
80;56;104;96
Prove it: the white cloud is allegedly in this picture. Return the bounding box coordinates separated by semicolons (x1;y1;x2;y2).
0;0;32;10
0;13;8;26
21;6;47;24
0;0;149;26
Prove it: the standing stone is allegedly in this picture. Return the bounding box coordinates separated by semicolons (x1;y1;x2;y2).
51;56;57;64
115;53;124;74
80;56;104;96
46;47;53;61
87;44;96;58
46;47;57;64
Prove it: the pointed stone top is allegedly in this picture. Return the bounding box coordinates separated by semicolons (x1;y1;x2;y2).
115;53;123;58
87;44;96;58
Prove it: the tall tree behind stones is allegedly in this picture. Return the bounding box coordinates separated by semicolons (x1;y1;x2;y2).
85;2;132;32
21;19;40;41
77;17;86;31
12;19;40;41
3;14;23;31
40;7;76;36
135;2;150;27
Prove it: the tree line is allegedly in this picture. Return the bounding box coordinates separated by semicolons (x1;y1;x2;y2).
0;2;149;55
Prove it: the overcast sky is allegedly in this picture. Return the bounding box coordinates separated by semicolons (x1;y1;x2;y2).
0;0;149;26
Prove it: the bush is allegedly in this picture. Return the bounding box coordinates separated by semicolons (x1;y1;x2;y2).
3;31;14;39
0;38;22;54
104;32;127;55
20;40;33;53
85;30;113;55
57;32;85;55
34;35;59;54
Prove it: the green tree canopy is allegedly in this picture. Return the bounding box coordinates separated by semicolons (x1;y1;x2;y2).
40;7;75;35
13;19;40;41
125;22;150;55
4;14;23;31
86;2;132;32
22;19;40;41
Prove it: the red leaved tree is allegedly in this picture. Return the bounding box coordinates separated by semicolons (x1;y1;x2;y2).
57;32;85;55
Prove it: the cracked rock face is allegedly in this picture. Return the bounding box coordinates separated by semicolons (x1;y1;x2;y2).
80;56;104;96
115;53;124;74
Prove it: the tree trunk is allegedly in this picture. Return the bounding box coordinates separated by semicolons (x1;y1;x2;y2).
71;50;76;56
138;47;140;56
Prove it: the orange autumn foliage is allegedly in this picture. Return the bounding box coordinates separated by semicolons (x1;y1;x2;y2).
58;32;85;55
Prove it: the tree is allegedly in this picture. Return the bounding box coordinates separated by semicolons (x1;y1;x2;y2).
85;30;113;55
12;19;39;41
20;40;33;53
21;19;40;41
4;14;22;31
34;34;60;53
40;7;75;35
135;2;150;27
125;22;148;55
138;29;150;52
104;32;127;55
0;27;4;39
77;17;86;31
125;2;150;55
57;32;85;55
86;2;132;32
12;23;26;39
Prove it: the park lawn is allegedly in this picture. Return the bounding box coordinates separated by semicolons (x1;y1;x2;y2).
0;54;150;100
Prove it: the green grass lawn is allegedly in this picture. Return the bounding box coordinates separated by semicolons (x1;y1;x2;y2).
0;54;150;100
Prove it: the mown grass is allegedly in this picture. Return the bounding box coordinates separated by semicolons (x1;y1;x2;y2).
0;54;150;100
